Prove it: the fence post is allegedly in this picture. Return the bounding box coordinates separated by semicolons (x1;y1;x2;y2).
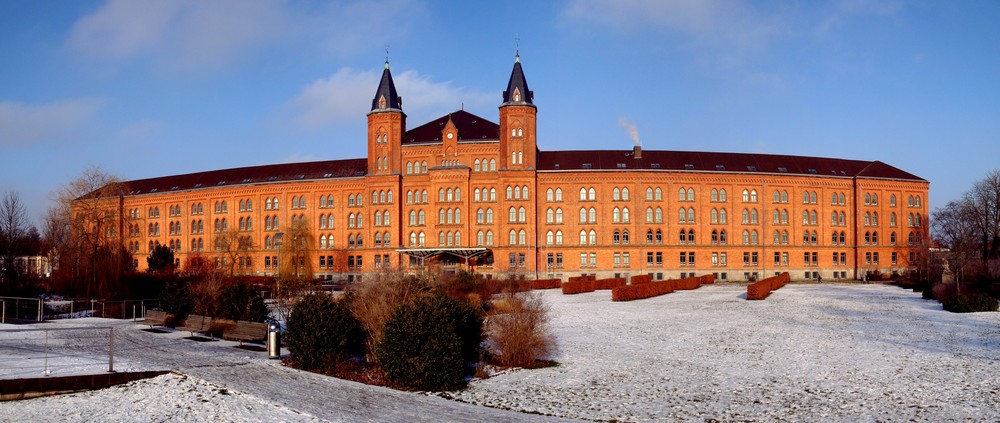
108;328;115;373
38;298;43;322
70;300;74;318
44;329;49;376
132;304;136;321
1;300;4;324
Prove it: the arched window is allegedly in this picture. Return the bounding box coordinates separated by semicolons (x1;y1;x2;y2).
588;188;596;201
546;188;553;202
687;188;694;201
555;208;563;223
622;207;630;222
656;207;663;223
614;188;621;201
588;230;596;245
712;189;719;202
646;187;654;200
580;188;588;201
679;208;687;222
687;207;695;223
613;207;621;223
555;188;562;201
679;188;687;201
518;207;526;222
589;207;597;223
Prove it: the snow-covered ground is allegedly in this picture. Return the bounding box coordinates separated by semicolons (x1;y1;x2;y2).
1;283;998;422
443;283;1000;421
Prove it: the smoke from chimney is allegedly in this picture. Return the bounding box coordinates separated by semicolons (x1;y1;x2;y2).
618;117;640;147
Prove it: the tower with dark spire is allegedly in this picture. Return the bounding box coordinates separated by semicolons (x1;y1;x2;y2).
499;52;537;170
368;58;405;176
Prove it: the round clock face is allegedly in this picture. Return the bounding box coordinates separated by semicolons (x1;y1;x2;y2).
447;132;454;139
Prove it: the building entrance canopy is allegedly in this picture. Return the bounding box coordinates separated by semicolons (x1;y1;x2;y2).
396;247;491;265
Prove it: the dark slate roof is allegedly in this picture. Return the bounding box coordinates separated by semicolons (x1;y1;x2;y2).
537;149;925;181
404;110;499;144
370;62;402;112
116;158;368;197
501;54;533;105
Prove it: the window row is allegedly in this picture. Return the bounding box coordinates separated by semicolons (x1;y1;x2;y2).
406;189;429;204
472;158;498;172
439;208;462;224
506;185;530;200
405;161;429;174
473;188;497;202
438;188;462;202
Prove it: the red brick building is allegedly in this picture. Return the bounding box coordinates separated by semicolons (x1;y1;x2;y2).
96;55;929;282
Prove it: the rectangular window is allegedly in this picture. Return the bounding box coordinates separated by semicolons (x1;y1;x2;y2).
833;253;839;266
510;253;517;268
581;253;588;268
720;252;727;266
781;252;789;266
812;252;818;265
680;252;687;266
547;253;555;266
622;253;630;267
647;252;654;266
589;253;597;267
804;252;811;266
655;252;663;266
774;252;781;266
751;252;758;266
614;253;621;267
865;252;872;265
518;253;526;267
873;252;879;265
891;252;897;265
744;252;750;266
712;252;719;266
556;253;563;267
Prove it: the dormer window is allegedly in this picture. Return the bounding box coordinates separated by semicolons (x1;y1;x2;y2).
513;88;521;102
378;95;386;109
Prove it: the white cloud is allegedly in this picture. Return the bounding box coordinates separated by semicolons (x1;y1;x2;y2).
287;67;493;131
66;0;419;72
0;99;103;146
118;120;164;140
562;0;781;52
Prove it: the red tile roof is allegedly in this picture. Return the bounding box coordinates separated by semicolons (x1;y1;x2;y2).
537;149;925;181
118;158;367;197
404;110;499;144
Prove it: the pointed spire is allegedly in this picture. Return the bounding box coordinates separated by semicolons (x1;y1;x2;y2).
371;58;402;112
502;53;533;106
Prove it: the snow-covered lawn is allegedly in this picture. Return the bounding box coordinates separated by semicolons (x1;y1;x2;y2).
444;283;1000;421
1;283;998;421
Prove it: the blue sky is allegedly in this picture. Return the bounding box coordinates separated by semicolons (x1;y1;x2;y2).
1;0;998;227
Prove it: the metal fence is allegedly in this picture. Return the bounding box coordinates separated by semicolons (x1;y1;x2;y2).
0;297;158;323
0;326;116;379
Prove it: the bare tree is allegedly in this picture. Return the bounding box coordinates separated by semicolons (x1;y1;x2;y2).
214;227;254;277
0;191;28;279
49;166;131;298
273;219;315;320
932;168;1000;282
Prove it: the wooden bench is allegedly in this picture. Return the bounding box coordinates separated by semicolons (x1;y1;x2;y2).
142;310;170;328
222;321;268;345
177;314;213;336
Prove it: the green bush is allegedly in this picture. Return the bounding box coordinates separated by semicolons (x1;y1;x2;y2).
158;279;193;325
285;293;366;371
216;281;269;322
942;292;999;313
376;293;483;391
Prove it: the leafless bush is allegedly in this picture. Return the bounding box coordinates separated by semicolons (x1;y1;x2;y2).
347;270;431;362
485;291;555;368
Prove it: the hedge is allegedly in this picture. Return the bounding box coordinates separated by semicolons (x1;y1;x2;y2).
746;273;790;300
531;278;562;290
612;275;710;302
630;274;653;285
562;279;595;295
595;278;626;290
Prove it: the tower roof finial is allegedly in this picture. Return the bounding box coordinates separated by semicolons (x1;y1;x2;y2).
384;44;390;69
515;34;520;62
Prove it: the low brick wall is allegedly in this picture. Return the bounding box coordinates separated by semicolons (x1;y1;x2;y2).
0;370;171;401
747;273;790;300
